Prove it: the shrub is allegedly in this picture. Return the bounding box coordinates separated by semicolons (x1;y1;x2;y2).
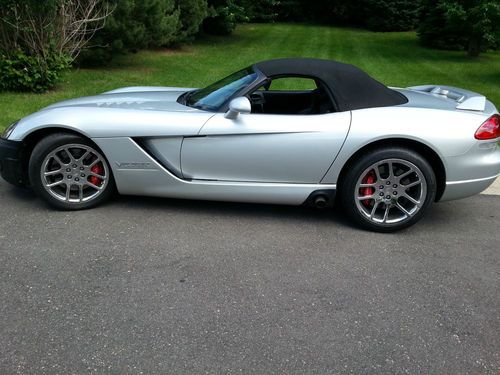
0;0;110;91
0;51;70;93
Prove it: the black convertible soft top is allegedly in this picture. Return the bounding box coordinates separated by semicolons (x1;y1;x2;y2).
253;58;408;112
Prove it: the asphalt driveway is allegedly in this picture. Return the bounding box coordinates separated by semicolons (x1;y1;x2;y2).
0;179;499;374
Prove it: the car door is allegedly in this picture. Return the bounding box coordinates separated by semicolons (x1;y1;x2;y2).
180;110;351;183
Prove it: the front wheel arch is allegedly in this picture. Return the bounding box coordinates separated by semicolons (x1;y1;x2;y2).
19;128;102;186
28;132;116;210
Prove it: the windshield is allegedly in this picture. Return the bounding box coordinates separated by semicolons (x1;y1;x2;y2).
186;68;259;111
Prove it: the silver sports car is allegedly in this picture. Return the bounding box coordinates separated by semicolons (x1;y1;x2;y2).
1;58;499;231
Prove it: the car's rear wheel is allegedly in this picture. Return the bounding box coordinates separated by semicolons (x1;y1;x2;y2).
29;133;115;210
339;147;436;232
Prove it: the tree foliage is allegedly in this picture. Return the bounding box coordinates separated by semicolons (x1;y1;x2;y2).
79;0;180;65
175;0;210;41
271;0;417;31
204;0;245;35
362;1;418;32
418;0;500;56
238;0;279;22
79;0;210;65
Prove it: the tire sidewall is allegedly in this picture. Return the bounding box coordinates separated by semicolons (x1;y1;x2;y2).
29;133;115;210
339;147;437;232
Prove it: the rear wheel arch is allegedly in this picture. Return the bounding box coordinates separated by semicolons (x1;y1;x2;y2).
337;138;446;202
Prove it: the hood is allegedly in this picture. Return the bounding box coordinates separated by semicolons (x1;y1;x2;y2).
42;87;198;112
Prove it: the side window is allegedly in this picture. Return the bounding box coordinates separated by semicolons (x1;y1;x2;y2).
268;77;318;92
250;76;335;115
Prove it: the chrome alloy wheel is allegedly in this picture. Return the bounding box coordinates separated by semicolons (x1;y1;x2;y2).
354;158;427;224
40;144;109;203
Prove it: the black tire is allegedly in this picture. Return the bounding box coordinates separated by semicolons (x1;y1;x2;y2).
29;133;115;210
338;147;436;232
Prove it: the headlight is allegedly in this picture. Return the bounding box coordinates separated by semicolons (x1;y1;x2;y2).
1;120;19;139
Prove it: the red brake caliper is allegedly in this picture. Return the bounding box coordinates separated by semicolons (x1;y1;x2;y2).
89;164;104;187
361;171;376;207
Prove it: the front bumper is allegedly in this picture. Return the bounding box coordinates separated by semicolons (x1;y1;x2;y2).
0;138;24;186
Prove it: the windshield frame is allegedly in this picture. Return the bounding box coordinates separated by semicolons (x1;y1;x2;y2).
182;67;264;113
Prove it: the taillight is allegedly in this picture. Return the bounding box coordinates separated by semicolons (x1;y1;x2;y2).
475;114;500;140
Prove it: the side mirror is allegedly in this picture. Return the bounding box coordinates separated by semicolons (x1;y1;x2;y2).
224;97;251;119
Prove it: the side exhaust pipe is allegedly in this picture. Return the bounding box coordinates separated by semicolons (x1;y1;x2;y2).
314;195;329;209
303;189;336;208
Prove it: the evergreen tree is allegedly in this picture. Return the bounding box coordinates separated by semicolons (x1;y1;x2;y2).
79;0;180;65
418;0;500;56
362;0;418;31
204;0;245;35
175;0;210;41
237;0;279;22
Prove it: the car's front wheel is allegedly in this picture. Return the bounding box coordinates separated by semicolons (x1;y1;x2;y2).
29;133;115;210
339;147;436;232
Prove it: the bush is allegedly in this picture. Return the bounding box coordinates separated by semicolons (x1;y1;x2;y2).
0;0;110;91
0;51;70;93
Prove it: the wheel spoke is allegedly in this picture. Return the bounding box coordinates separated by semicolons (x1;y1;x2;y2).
89;158;100;168
373;166;382;181
52;154;66;167
85;181;103;190
357;194;374;201
359;183;376;188
64;148;76;163
397;169;413;182
78;185;83;202
382;205;390;223
78;150;90;162
89;171;105;179
370;201;380;219
387;161;394;179
403;193;420;205
44;169;63;176
403;180;421;189
395;203;411;217
65;184;71;201
46;180;64;188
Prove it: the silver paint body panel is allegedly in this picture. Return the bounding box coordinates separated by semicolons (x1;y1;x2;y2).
7;85;500;205
182;111;350;183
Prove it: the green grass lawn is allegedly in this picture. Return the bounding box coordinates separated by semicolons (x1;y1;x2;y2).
1;23;499;131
